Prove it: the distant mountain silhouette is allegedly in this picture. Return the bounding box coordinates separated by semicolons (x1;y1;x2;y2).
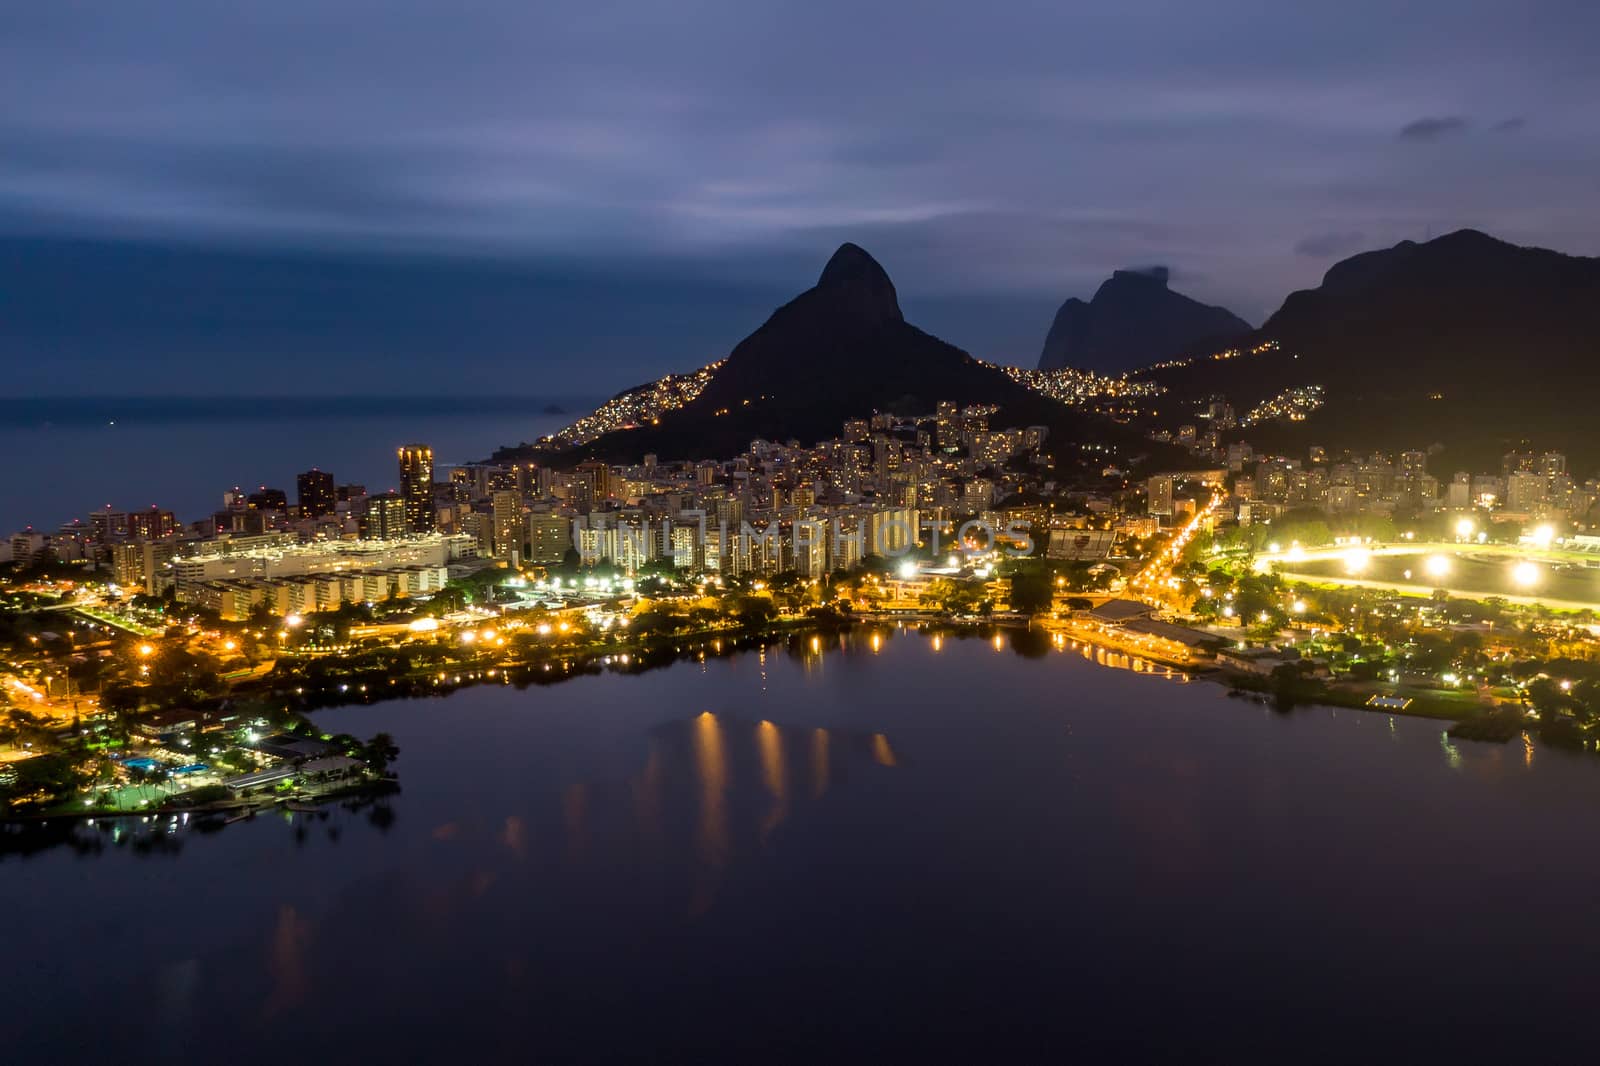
531;243;1174;470
1037;267;1250;373
1140;230;1600;465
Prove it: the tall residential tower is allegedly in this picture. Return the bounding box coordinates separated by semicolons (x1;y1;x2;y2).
398;445;435;533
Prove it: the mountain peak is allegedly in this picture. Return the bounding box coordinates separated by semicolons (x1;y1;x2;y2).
1108;266;1171;288
815;242;902;324
818;241;886;285
1039;268;1249;372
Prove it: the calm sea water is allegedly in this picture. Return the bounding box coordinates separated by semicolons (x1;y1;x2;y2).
7;628;1600;1062
0;397;584;534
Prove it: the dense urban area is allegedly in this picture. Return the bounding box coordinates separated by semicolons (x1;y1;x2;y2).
6;373;1600;829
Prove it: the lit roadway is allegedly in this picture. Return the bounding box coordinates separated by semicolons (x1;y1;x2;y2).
1130;493;1225;611
1041;493;1224;668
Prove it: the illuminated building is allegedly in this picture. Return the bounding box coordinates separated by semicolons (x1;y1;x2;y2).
108;542;145;587
126;506;177;540
296;469;336;518
573;460;612;505
398;444;435;533
492;489;523;561
363;492;408;540
1147;474;1174;517
526;512;572;565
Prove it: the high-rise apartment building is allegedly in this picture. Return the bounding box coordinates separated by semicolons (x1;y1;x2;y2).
573;460;612;503
126;507;177;541
363;492;408;540
491;489;523;560
296;469;336;518
1147;475;1175;517
526;512;572;565
398;445;435;533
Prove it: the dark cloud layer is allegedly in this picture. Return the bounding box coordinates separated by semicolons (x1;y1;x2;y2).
2;1;1599;393
1399;116;1471;140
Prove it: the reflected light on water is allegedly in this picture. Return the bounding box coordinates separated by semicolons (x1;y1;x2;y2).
502;815;525;857
757;720;788;840
690;712;730;914
632;747;664;843
872;733;898;767
562;783;588;863
1440;732;1462;770
811;727;830;799
264;904;310;1019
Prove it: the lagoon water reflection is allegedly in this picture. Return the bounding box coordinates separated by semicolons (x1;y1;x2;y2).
9;626;1600;1062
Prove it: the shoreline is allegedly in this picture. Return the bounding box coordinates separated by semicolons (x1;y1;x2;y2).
1;777;398;832
251;610;1495;731
2;613;1573;838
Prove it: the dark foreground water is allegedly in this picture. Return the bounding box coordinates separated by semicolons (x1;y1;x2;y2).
7;628;1600;1063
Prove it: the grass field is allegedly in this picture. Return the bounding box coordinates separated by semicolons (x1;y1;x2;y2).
1270;544;1600;610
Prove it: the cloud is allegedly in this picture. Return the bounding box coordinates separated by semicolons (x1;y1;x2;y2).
2;1;1600;387
1492;117;1527;133
1294;230;1368;258
1398;116;1470;141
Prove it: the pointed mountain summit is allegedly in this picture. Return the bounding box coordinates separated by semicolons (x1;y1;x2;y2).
1037;267;1250;373
814;241;903;325
540;243;1165;467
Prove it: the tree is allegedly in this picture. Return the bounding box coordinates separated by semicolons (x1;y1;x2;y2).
363;733;400;775
428;587;467;614
3;751;93;809
1005;562;1056;615
631;604;686;637
148;647;224;700
920;578;989;615
1270;663;1304;712
731;595;777;631
101;682;142;714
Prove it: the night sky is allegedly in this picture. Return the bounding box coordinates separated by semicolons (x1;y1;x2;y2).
4;1;1598;395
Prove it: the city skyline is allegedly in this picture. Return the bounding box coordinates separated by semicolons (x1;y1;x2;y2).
7;6;1600;1060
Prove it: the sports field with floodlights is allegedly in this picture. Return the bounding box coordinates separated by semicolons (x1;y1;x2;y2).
1253;541;1600;611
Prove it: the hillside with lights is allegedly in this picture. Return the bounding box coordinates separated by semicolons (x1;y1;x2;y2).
1131;230;1600;467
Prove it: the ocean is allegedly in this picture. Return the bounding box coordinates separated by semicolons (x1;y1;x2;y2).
0;396;588;535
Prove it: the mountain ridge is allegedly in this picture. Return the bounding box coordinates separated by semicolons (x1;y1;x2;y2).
1137;229;1600;465
512;243;1173;472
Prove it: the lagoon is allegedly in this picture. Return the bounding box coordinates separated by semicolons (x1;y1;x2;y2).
7;626;1600;1062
